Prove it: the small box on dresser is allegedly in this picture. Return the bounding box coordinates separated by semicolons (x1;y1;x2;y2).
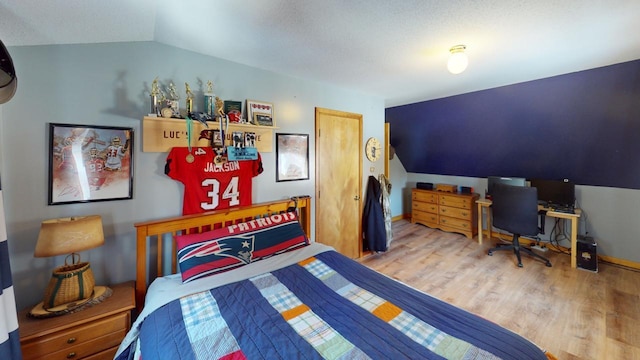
412;188;479;239
19;281;135;360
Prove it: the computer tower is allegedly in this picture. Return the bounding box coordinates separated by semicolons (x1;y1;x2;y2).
576;238;597;272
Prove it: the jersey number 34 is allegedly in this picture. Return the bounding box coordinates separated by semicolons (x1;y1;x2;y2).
200;176;240;210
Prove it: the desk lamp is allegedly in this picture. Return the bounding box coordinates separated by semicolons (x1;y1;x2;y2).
32;215;106;315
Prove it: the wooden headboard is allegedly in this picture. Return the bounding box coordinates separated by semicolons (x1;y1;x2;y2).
133;196;311;311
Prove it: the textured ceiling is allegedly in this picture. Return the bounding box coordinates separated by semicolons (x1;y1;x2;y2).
1;0;639;107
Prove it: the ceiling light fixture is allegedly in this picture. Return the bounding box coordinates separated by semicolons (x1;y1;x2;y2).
447;45;468;74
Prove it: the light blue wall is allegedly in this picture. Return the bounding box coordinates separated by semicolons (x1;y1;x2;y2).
1;42;385;310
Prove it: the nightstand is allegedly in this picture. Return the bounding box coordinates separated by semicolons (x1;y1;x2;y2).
19;281;135;360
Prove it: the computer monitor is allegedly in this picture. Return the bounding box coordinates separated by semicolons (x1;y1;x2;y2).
487;176;526;197
529;178;575;208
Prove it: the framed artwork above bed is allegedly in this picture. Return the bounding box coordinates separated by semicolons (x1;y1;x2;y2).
48;123;134;205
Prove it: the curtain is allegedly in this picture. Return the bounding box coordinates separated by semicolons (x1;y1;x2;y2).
0;174;21;359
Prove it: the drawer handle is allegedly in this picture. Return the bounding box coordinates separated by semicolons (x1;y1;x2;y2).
67;352;76;359
441;219;446;223
461;212;468;216
441;209;446;212
67;337;76;344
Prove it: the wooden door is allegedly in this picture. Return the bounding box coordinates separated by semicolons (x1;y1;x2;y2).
315;107;362;258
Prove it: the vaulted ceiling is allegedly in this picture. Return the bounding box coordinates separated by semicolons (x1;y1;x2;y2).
1;0;639;107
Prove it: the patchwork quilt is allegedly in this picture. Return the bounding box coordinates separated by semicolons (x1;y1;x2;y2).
116;248;549;360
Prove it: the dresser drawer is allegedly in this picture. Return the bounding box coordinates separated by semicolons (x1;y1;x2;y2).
412;201;438;214
22;312;130;360
439;195;472;209
413;190;438;204
439;205;472;220
412;210;438;225
439;216;472;231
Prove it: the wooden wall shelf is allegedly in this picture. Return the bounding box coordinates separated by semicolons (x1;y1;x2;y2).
142;116;276;153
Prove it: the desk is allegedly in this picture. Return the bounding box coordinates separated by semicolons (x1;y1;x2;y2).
477;198;581;268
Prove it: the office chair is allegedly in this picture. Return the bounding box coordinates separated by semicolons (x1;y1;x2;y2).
487;183;552;268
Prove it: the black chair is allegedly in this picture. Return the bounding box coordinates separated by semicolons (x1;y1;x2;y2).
487;184;552;268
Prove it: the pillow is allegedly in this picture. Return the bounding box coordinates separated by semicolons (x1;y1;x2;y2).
176;211;309;283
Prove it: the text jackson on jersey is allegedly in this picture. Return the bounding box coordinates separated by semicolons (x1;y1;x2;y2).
204;161;241;173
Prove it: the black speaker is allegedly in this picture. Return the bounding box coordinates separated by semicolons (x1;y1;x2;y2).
459;186;473;194
576;238;597;272
416;182;433;190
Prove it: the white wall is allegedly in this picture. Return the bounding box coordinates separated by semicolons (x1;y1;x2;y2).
1;42;385;309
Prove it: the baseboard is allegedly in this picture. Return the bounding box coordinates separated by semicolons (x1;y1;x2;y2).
392;213;411;222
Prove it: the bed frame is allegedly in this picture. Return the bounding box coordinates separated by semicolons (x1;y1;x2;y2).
133;196;311;311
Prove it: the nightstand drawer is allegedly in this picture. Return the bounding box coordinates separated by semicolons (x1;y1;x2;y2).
22;312;129;360
83;346;119;360
41;329;126;360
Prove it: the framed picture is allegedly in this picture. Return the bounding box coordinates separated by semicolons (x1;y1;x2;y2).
253;113;273;126
211;129;224;147
276;133;309;182
224;100;242;123
48;123;134;205
246;100;275;126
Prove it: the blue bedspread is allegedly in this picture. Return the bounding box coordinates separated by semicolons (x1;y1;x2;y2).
118;250;548;360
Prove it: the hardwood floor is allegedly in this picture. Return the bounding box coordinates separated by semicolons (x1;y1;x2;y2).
358;220;640;360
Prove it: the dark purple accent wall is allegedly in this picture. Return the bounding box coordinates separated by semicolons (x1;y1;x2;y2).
386;59;640;189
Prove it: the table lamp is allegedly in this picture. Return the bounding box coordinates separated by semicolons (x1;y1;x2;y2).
32;215;106;315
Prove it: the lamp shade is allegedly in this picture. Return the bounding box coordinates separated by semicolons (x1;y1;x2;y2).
34;215;104;258
447;45;468;74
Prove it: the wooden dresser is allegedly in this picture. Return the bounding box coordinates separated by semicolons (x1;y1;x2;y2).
411;188;479;239
19;281;135;360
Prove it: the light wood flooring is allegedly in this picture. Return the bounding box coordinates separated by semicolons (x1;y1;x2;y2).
358;220;640;360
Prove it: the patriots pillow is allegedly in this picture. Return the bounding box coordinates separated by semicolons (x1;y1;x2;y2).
176;211;309;283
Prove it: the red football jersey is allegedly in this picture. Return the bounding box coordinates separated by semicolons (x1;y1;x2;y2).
166;147;263;215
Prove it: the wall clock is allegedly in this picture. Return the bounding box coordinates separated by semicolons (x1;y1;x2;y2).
365;137;381;162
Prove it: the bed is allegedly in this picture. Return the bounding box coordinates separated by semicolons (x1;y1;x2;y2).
116;197;555;360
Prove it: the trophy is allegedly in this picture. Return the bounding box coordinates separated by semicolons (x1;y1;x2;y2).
204;80;214;117
215;96;225;119
167;82;180;117
150;77;160;116
185;82;194;114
